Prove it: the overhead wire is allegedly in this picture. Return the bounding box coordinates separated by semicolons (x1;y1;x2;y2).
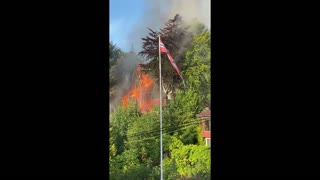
124;118;211;143
126;118;210;138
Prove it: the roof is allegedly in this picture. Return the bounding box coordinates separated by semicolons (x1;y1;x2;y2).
196;109;211;117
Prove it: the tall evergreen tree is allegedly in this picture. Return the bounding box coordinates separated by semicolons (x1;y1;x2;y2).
139;14;194;99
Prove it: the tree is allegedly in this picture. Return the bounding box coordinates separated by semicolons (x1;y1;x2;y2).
162;88;203;146
110;102;139;155
109;42;123;99
125;108;160;166
109;42;122;69
109;104;148;179
183;30;211;109
169;137;211;179
109;94;211;179
139;14;194;99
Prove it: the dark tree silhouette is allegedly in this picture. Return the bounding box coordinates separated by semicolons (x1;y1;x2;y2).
139;14;194;98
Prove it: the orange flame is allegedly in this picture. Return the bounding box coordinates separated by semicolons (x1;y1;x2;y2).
132;86;140;99
141;74;153;91
122;95;129;108
121;65;154;112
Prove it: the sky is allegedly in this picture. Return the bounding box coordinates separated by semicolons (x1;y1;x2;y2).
110;0;146;52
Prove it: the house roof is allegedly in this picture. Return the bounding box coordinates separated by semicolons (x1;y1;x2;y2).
196;109;211;117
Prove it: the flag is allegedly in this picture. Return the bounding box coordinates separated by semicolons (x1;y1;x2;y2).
159;38;184;82
159;39;168;53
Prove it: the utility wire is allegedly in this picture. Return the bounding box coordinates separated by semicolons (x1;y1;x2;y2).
125;119;203;138
127;120;209;137
127;118;210;137
126;118;211;139
125;123;205;143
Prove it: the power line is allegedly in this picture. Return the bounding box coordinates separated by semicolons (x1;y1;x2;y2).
125;124;204;143
110;115;211;139
125;119;200;138
126;118;211;139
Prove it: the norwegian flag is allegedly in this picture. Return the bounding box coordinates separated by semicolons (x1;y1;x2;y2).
159;39;168;53
159;38;184;82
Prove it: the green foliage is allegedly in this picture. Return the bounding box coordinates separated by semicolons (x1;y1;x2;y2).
164;89;203;145
169;137;211;179
109;42;123;69
109;99;211;179
196;125;205;146
126;110;160;165
109;127;118;176
179;125;198;145
110;102;139;155
183;30;211;109
163;157;179;180
169;89;201;121
110;149;151;180
109;42;123;99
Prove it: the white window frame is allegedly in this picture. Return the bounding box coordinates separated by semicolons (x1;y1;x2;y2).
205;138;211;147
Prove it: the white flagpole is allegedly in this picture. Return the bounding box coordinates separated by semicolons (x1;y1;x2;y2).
158;34;163;180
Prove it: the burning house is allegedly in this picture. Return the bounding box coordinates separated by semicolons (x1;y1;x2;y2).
121;63;166;113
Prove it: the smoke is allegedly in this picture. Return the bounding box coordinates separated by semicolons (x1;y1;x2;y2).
109;52;141;113
127;0;211;53
161;0;211;30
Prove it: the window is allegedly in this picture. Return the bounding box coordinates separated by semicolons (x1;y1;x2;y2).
205;138;211;147
204;118;211;131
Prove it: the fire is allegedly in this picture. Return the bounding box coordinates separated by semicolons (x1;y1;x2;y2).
132;86;140;98
141;74;153;90
122;95;129;108
121;65;154;112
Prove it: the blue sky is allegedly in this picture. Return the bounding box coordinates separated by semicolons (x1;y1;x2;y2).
110;0;146;52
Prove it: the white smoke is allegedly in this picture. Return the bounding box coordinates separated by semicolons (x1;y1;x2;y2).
127;0;211;53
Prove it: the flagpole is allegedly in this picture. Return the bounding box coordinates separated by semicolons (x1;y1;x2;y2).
158;34;163;180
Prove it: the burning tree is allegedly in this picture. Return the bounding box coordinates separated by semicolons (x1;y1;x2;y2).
139;14;194;100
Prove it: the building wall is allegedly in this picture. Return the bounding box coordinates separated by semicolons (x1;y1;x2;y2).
201;118;211;138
